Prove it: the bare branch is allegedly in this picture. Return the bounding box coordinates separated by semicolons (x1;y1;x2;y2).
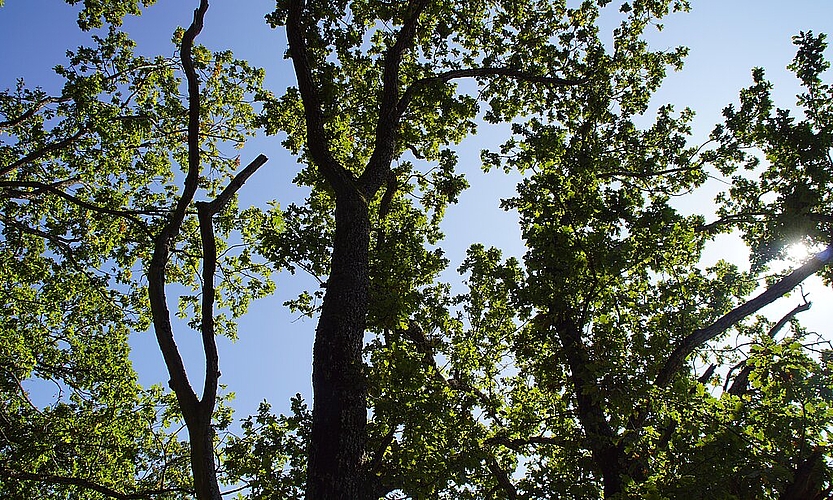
195;201;220;413
193;153;267;411
147;0;208;417
202;154;268;215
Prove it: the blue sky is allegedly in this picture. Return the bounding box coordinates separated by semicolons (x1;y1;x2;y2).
1;0;832;420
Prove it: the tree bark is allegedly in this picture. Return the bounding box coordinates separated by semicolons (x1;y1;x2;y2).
188;414;222;500
283;0;585;495
306;190;371;499
554;311;626;498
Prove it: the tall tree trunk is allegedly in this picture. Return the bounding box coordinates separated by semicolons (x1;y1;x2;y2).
188;415;222;500
306;190;371;499
554;311;626;497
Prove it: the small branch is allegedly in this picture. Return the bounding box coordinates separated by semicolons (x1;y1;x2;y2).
397;67;586;117
0;128;87;177
1;365;44;415
0;179;153;237
697;364;716;384
0;467;193;500
485;434;567;451
367;426;396;477
401;321;502;423
0;95;70;130
655;244;833;388
598;164;703;182
695;212;772;234
0;215;83;270
727;301;811;396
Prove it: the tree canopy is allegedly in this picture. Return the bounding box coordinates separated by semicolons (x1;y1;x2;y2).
1;1;832;499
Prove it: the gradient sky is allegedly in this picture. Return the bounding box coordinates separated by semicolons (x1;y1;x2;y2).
1;0;832;420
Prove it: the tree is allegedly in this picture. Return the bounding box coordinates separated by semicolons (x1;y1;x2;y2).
251;0;698;497
3;1;833;500
1;1;271;498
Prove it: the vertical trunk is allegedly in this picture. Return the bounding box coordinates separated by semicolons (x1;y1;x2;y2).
306;191;371;499
188;414;222;500
555;312;626;498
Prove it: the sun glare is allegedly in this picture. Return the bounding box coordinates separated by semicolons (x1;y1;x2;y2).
785;241;824;263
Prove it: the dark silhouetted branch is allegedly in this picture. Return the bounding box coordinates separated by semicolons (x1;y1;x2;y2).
0;467;193;500
655;244;833;388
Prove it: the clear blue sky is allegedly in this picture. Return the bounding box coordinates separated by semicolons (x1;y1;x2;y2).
1;0;832;419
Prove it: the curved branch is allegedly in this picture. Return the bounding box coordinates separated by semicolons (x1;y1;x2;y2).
655;243;833;388
285;0;356;196
195;202;220;415
397;67;586;118
359;0;432;196
147;0;209;419
0;467;193;500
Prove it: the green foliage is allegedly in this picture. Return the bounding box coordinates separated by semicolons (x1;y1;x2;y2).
1;1;273;497
67;0;157;30
4;0;833;499
222;396;310;499
711;32;833;276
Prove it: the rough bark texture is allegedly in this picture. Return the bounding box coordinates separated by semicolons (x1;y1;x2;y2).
283;0;584;494
306;191;371;499
188;415;221;500
285;0;429;495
